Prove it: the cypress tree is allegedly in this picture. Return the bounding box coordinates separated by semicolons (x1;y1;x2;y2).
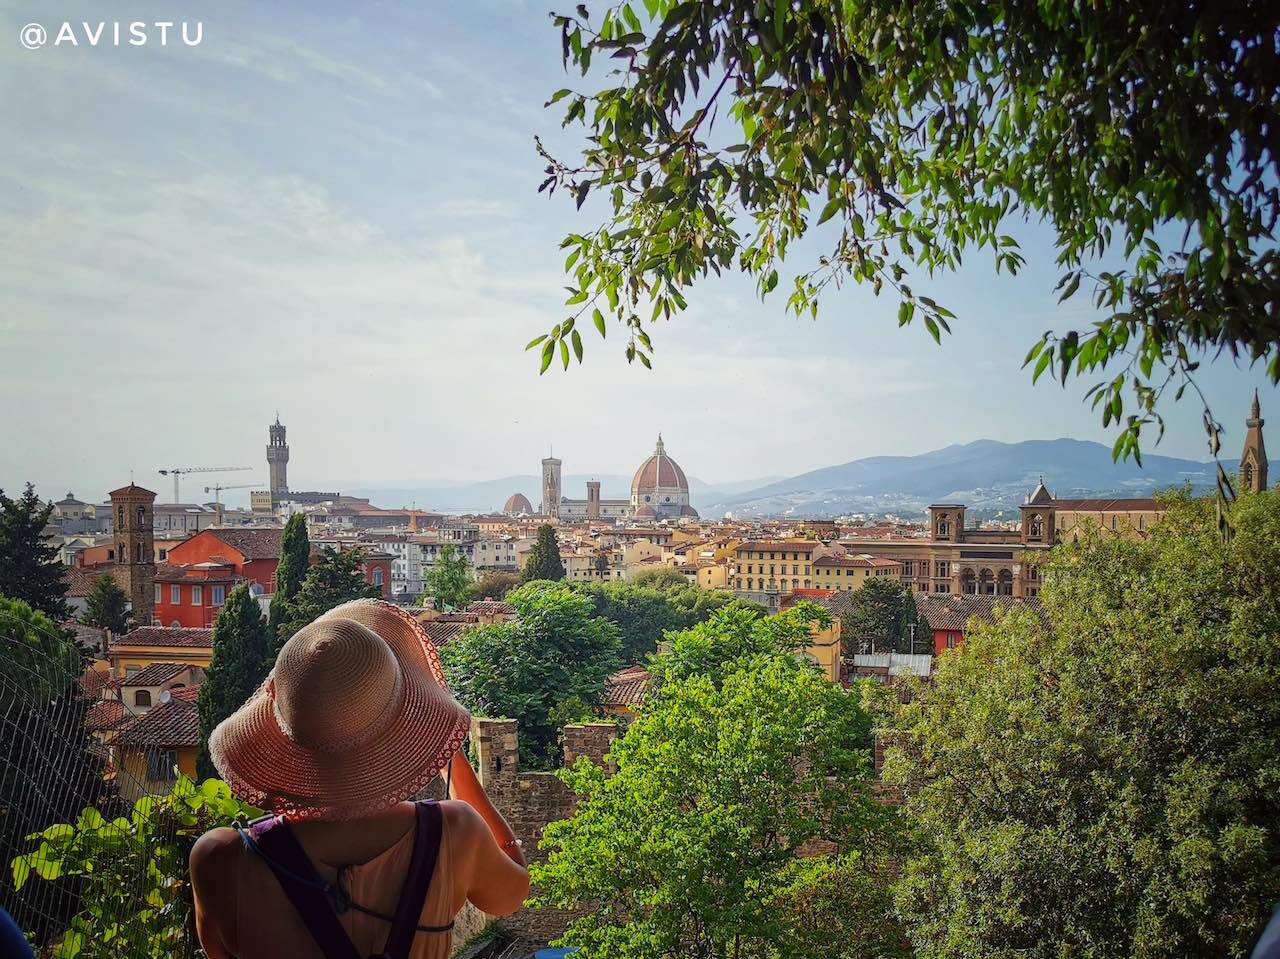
82;572;131;635
522;523;566;582
197;583;270;779
268;512;310;655
0;483;69;620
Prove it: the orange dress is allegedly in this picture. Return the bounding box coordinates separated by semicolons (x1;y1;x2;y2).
231;812;460;959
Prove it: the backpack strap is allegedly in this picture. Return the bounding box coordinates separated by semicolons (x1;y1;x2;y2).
375;801;447;959
238;815;362;959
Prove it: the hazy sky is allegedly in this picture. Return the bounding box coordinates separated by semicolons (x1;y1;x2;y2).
1;0;1273;505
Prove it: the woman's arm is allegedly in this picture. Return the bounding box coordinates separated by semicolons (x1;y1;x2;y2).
446;750;530;915
448;750;525;867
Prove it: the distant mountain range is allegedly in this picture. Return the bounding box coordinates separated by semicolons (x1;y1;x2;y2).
701;438;1215;518
343;438;1213;520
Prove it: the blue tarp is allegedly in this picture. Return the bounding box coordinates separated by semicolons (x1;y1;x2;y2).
534;950;579;959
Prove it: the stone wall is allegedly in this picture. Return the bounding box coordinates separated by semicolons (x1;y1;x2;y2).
454;717;619;949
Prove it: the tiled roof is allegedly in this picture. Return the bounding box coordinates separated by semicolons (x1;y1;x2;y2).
814;554;900;568
419;620;470;647
64;565;128;597
604;666;650;707
108;484;156;498
117;698;199;748
466;600;515;615
1050;498;1163;512
503;493;533;514
204;528;284;560
914;594;1043;632
121;662;188;687
154;561;240;582
79;665;110;698
113;626;213;649
782;589;856;617
167;685;200;702
85;699;129;732
736;540;821;554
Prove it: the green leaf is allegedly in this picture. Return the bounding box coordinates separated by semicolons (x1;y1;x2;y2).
571;329;584;362
592;308;607;338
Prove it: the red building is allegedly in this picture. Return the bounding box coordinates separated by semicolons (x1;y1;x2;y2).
165;529;288;593
152;562;241;628
914;594;1044;655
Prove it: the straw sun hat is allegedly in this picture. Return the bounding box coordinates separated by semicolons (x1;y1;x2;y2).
210;599;471;821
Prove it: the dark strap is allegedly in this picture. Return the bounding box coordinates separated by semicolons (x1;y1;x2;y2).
376;801;445;959
242;815;362;959
238;802;450;959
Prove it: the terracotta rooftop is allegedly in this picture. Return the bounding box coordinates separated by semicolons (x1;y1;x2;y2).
85;699;130;733
466;600;516;615
914;593;1044;631
113;626;213;649
117;697;199;748
814;554;900;568
736;540;822;554
1050;497;1163;512
201;528;284;560
418;620;471;648
120;661;189;687
631;435;689;492
604;665;651;708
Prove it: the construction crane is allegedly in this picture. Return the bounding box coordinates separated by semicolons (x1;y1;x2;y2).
158;466;251;504
203;482;261;508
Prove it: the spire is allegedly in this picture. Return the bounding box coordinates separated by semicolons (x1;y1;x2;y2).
1249;388;1263;426
655;434;665;454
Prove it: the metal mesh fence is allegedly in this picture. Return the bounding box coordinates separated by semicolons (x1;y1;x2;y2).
0;608;206;957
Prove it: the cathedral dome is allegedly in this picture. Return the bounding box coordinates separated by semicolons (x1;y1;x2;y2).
631;435;689;495
503;493;533;515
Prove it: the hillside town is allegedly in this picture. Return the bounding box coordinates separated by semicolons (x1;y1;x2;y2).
5;3;1280;957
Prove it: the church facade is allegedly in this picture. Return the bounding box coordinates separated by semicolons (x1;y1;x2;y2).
535;436;699;523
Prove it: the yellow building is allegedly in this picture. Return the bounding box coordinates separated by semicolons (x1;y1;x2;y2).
114;688;200;802
812;554;901;590
108;626;213;677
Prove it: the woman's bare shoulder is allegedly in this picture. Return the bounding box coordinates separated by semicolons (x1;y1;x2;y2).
438;798;486;838
190;827;242;881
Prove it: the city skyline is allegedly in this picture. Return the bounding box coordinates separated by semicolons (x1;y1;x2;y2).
2;0;1274;498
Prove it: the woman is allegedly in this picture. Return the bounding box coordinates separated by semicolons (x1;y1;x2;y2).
190;599;529;959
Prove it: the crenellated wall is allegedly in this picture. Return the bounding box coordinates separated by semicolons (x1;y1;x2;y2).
450;717;619;950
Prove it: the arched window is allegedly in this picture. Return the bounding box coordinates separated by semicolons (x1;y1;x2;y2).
1111;515;1118;531
937;518;950;538
1245;463;1254;488
134;690;151;708
997;569;1014;596
1029;514;1044;538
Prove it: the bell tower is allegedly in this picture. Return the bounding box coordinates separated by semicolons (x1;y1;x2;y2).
267;415;290;495
1240;389;1268;494
541;455;562;519
110;484;156;626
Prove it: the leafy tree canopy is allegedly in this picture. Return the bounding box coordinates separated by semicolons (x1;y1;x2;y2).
197;583;271;779
424;543;472;611
0;483;69;620
572;577;756;663
469;569;522;602
0;595;82;717
440;580;621;768
268;512;310;649
841;577;926;655
883;490;1280;957
531;602;898;959
533;0;1280;460
522;523;567;582
277;546;380;644
82;573;131;636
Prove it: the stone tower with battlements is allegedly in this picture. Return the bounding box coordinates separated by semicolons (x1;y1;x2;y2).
1241;390;1268;494
109;484;156;626
267;415;290;494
